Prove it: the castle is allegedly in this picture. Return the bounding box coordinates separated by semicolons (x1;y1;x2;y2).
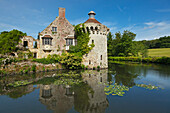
21;8;110;68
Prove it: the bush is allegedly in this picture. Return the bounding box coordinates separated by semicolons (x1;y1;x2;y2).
97;66;100;70
60;52;82;69
86;66;88;70
43;67;45;72
81;64;85;69
32;54;60;64
31;65;36;72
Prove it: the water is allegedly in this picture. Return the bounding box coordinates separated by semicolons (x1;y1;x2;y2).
0;62;170;113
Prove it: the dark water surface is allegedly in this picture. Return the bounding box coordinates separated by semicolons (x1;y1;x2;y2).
0;62;170;113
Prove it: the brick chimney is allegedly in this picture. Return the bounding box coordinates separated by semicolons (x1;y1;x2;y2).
59;7;65;18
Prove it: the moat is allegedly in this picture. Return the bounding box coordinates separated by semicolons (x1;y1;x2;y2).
0;62;170;113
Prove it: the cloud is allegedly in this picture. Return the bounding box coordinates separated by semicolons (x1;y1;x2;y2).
117;5;123;12
133;21;170;40
144;22;166;29
102;22;117;33
70;18;86;25
155;9;170;13
0;23;20;31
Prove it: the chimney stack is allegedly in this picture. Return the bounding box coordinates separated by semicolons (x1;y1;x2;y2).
59;7;65;18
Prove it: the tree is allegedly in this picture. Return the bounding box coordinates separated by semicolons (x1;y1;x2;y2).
0;29;27;54
113;30;136;56
107;32;113;57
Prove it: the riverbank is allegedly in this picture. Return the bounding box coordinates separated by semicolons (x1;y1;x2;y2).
109;56;170;65
0;57;103;76
0;59;64;76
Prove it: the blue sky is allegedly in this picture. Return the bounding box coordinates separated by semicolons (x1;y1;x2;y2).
0;0;170;40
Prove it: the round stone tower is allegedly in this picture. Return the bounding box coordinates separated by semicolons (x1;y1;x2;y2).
82;11;110;69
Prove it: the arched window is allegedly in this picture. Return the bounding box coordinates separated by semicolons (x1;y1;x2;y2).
90;26;93;31
86;27;89;33
95;26;98;31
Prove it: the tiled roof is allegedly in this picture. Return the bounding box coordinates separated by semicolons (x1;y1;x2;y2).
42;35;52;38
84;18;101;24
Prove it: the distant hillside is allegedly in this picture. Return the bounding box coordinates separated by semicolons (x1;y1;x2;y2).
138;36;170;49
148;48;170;57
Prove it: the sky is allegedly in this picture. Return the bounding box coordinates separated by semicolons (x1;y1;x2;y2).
0;0;170;40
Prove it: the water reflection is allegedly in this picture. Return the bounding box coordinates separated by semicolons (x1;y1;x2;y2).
39;85;74;113
38;70;109;113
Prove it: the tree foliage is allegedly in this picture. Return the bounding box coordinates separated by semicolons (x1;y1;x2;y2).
108;31;148;57
60;52;82;69
139;36;170;49
0;29;27;54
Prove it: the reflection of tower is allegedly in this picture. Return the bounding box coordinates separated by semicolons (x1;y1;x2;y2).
39;85;74;113
80;70;109;113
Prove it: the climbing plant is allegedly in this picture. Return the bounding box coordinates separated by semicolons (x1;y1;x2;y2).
69;24;95;56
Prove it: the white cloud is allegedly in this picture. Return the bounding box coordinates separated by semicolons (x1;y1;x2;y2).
133;21;170;40
155;9;170;13
107;21;170;41
70;18;86;25
0;23;20;31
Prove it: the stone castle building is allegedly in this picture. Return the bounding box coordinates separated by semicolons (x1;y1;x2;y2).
20;8;109;68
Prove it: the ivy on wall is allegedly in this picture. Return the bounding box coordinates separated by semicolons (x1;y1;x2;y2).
69;24;95;56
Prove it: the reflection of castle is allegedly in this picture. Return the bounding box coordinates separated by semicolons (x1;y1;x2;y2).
39;85;74;113
80;70;109;113
39;70;109;113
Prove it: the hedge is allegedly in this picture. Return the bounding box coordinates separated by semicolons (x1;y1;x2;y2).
109;56;170;65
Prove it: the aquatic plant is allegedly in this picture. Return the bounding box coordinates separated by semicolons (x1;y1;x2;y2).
7;80;32;87
104;83;129;96
136;84;159;90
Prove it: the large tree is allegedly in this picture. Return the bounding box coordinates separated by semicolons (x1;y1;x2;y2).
113;30;136;56
0;29;27;54
107;30;148;57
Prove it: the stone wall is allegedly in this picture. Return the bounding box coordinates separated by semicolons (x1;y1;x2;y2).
38;8;74;58
82;22;109;68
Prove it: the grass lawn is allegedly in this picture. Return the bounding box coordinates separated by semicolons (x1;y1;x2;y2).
148;48;170;57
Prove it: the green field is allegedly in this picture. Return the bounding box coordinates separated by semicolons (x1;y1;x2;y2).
148;48;170;57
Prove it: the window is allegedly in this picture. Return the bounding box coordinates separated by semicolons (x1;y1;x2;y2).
89;60;91;64
101;55;102;60
92;40;94;44
23;41;28;47
42;89;52;98
42;38;52;45
90;26;93;31
52;27;57;32
66;39;73;46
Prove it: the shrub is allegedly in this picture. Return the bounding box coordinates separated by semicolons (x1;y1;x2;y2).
81;64;85;69
31;65;36;72
93;67;96;70
97;66;100;70
43;67;45;72
86;66;88;70
59;52;82;69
